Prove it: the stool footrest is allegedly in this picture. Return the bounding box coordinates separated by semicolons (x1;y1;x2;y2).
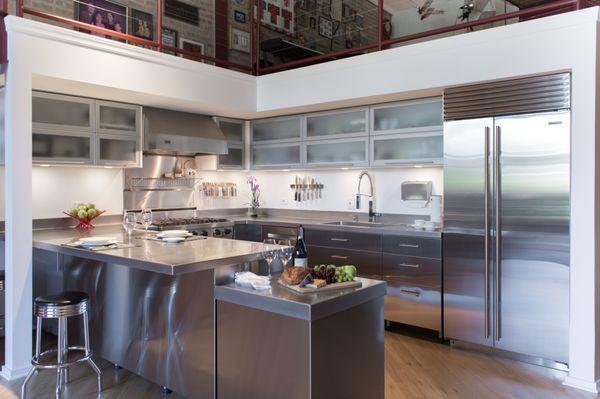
32;346;92;369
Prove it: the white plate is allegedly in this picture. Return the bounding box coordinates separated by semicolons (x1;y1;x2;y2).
162;237;186;243
159;230;190;237
79;237;117;246
157;232;193;239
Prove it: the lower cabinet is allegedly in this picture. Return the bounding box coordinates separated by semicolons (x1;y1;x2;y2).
307;245;381;280
233;224;262;242
384;284;441;332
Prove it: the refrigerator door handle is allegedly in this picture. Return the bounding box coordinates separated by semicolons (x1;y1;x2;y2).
484;126;490;339
494;125;502;341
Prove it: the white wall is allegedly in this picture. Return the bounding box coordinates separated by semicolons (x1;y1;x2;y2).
196;167;442;216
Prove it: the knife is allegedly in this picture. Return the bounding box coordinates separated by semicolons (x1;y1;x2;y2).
311;178;315;200
294;176;298;201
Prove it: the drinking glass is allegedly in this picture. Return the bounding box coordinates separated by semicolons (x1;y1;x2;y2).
278;239;293;268
123;212;137;243
140;209;153;231
262;239;278;278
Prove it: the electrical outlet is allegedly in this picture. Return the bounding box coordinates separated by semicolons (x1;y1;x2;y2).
347;200;354;210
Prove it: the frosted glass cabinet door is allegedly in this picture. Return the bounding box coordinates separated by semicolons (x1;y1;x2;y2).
306;138;368;166
33;132;92;164
306;108;368;139
251;117;302;143
97;101;141;135
97;135;140;166
219;146;244;169
371;133;443;165
371;98;442;135
32;92;94;132
252;143;301;168
218;119;244;144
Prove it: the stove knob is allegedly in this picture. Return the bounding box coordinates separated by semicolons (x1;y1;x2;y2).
214;229;222;237
200;230;209;237
191;231;199;236
224;228;232;235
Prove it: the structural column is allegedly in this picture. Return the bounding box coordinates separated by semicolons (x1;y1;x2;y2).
0;38;33;379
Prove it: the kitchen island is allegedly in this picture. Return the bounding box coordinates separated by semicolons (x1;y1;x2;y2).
31;225;386;399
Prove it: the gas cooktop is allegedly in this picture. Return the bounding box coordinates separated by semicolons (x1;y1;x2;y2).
153;217;231;228
151;217;234;238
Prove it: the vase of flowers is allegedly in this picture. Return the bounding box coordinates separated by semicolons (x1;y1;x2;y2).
246;175;260;217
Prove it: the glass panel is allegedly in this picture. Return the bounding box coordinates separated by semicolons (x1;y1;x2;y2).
219;147;244;167
252;145;300;166
374;135;442;162
32;96;90;127
33;133;90;160
385;0;519;48
306;110;366;137
373;101;442;132
220;121;244;143
307;140;366;164
252;118;301;141
99;137;137;162
259;0;378;70
99;105;137;132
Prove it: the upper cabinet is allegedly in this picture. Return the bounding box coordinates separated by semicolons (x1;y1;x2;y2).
33;92;95;133
305;107;368;140
96;101;140;136
251;116;303;143
371;98;442;135
216;118;245;170
32;91;142;167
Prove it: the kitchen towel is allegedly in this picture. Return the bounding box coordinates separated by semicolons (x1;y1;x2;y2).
234;271;271;290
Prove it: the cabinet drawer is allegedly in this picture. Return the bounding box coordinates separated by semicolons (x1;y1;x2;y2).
307;245;381;279
382;254;441;288
384;283;441;331
382;235;441;258
305;229;381;252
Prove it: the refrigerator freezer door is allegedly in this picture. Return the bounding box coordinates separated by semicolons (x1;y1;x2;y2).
494;112;570;363
443;118;494;346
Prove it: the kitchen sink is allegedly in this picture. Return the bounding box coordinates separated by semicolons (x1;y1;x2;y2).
323;221;387;228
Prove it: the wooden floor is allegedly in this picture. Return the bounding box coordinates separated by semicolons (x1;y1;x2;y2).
0;328;598;399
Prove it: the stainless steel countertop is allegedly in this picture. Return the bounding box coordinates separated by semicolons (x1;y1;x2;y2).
32;225;270;275
215;276;387;321
230;216;442;238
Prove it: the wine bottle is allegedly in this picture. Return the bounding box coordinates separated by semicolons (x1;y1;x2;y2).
293;225;308;268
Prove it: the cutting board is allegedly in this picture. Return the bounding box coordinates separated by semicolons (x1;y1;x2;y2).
278;279;362;293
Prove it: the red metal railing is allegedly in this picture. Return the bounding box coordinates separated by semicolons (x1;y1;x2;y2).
2;0;595;75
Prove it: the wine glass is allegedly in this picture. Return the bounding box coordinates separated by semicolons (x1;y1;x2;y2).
278;239;293;268
262;239;278;278
140;209;153;231
123;212;137;243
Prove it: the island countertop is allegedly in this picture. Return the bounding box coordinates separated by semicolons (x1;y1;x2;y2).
215;277;386;321
32;225;271;275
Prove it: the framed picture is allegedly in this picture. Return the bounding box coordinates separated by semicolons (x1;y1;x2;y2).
318;16;333;39
161;27;178;54
234;10;246;23
164;0;199;26
309;16;316;29
179;37;205;61
76;0;127;36
129;8;154;40
230;27;250;53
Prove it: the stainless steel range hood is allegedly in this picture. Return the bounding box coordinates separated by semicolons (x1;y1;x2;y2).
143;107;228;156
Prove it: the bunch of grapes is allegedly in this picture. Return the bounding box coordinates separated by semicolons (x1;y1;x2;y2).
310;265;337;284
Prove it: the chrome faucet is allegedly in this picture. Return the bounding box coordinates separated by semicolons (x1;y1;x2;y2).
356;171;381;222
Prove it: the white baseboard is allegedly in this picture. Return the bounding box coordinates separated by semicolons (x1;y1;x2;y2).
0;364;32;381
563;376;600;393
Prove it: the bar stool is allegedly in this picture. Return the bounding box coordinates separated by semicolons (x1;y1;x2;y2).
21;291;102;399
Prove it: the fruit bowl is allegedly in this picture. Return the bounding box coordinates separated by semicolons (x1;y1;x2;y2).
64;203;106;230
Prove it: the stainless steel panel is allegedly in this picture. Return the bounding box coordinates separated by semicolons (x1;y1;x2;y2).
384;282;441;331
381;235;441;258
444;73;570;120
443;117;493;346
61;257;215;399
494;112;570;363
304;228;381;252
307;245;382;279
123;190;195;211
382;254;441;288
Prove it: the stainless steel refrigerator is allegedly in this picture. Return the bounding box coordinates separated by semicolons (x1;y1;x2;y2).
443;73;570;365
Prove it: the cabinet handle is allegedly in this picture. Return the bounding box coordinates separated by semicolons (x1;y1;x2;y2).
331;238;349;242
398;262;420;268
398;243;419;248
400;288;421;297
331;255;349;260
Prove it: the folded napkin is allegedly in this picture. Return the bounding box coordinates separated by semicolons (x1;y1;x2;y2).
234;272;271;290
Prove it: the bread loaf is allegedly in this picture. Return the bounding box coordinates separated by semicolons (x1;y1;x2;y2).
281;267;309;285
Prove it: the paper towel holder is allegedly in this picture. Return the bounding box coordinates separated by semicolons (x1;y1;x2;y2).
401;181;432;202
